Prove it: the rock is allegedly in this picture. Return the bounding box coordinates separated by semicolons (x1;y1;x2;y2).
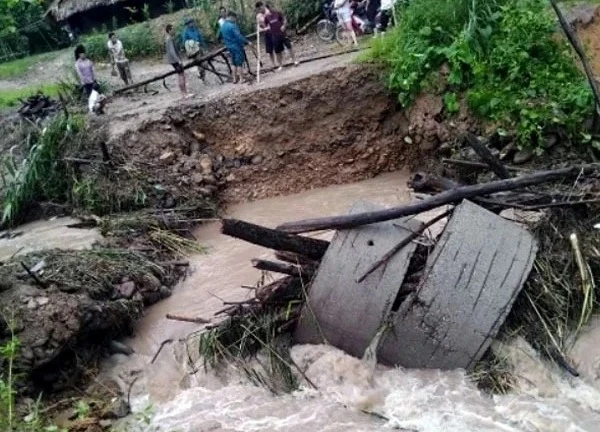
139;274;161;291
103;397;130;419
404;136;413;144
36;296;49;306
192;173;204;184
277;150;286;157
108;340;134;356
251;155;264;165
513;149;534;165
420;139;438;151
159;285;171;298
190;141;201;155
233;159;241;169
544;133;559;149
117;281;136;299
99;419;113;429
199;156;213;174
203;174;217;185
226;173;236;182
27;299;38;309
159;151;175;164
192;131;206;142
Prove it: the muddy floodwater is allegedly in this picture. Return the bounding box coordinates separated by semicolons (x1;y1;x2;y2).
94;171;600;432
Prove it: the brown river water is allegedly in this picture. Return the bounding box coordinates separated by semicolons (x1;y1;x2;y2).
3;171;600;431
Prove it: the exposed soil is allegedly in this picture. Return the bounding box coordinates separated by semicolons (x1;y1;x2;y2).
112;64;476;205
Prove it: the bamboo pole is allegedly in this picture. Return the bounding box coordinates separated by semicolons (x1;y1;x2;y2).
256;23;261;83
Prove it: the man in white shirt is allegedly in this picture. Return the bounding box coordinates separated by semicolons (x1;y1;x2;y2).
107;32;133;85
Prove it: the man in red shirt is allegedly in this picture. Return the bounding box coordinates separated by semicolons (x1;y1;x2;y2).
260;4;298;71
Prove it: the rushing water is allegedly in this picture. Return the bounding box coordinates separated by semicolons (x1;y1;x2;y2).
93;171;600;431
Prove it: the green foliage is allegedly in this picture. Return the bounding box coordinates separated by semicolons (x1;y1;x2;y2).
368;0;594;148
1;114;85;227
281;0;321;29
83;23;162;62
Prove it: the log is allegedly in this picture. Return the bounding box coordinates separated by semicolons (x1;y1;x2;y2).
252;259;307;277
550;0;600;130
464;133;511;179
221;218;329;260
113;47;228;94
274;251;318;266
442;158;528;173
165;314;210;324
277;164;600;233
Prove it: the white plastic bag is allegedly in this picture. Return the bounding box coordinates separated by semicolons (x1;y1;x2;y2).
88;89;99;113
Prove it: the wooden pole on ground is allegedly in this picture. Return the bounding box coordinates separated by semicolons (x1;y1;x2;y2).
256;24;261;83
276;164;600;233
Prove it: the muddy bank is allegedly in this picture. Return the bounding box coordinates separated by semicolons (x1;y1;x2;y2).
116;65;475;204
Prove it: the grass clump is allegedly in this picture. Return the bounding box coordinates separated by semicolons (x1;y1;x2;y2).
368;0;593;148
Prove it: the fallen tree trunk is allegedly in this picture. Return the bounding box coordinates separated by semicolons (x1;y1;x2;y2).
277;164;600;233
113;47;227;94
464;133;511;179
252;259;308;277
221;219;329;260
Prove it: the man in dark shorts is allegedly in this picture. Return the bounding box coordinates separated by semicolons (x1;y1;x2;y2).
165;24;193;99
255;2;275;68
260;4;298;71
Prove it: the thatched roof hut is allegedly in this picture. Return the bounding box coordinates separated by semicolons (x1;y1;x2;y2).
47;0;128;22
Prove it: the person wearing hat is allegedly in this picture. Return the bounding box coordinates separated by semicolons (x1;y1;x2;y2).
182;17;207;83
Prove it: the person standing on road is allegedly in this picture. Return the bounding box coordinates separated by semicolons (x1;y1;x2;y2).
107;32;133;85
334;0;358;46
261;4;298;70
165;24;193;99
220;11;251;84
182;17;207;83
74;44;99;97
255;2;276;68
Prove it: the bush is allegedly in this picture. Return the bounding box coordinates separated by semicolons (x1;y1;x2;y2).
368;0;593;148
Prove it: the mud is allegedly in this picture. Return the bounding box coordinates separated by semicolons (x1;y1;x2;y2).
114;64;473;205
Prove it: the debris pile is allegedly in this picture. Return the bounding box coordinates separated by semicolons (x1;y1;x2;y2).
17;93;62;120
198;136;600;392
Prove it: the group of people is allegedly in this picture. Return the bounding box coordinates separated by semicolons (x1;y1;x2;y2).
73;4;302;105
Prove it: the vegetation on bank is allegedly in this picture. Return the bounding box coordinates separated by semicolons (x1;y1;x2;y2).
368;0;594;148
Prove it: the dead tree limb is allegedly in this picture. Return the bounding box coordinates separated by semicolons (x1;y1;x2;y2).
464;133;511;179
166;314;210;324
252;259;308;278
221;219;329;260
408;172;462;193
277;164;600;233
550;0;600;130
442;158;529;173
20;262;49;289
113;47;227;94
274;251;318;266
356;209;453;283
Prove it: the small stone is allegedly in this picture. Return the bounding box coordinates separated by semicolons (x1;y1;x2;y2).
513;148;534;165
103;397;130;419
99;419;113;429
199;156;213;174
159;151;175;164
251;155;264;165
404;136;413;144
226;173;236;182
192;173;204;184
159;285;171;298
162;124;172;130
109;340;134;356
27;299;38;309
192;131;206;142
36;296;49;306
190;141;201;155
233;159;241;169
117;281;136;299
277;150;286;157
203;174;217;185
544;133;559;149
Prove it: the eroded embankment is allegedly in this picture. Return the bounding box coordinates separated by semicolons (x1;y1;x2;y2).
116;65;474;204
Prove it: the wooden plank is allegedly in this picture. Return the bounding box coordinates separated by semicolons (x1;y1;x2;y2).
294;201;422;358
378;200;537;370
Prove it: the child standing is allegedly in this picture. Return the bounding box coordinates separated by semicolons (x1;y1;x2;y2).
220;12;251;84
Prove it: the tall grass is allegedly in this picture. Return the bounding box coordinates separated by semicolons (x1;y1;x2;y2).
367;0;593;148
1;114;85;227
